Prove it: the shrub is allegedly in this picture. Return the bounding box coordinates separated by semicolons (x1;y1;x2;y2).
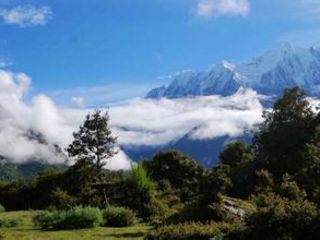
279;174;306;201
145;222;238;240
146;197;176;226
0;204;5;213
0;218;22;228
33;210;66;230
33;206;104;230
247;193;318;240
104;206;137;227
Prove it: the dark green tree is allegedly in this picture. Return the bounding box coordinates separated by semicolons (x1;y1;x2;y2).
207;164;232;195
253;87;316;180
66;110;117;205
143;150;206;200
218;141;255;198
219;141;253;167
67;110;117;181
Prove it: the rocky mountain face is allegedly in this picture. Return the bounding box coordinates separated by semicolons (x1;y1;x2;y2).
147;43;320;98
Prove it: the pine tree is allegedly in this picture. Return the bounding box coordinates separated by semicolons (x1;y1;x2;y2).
67;110;117;181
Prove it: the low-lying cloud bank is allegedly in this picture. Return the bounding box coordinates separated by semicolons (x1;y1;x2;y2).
110;89;264;146
0;69;265;169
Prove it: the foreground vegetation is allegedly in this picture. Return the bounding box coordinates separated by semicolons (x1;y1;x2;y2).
1;87;320;239
0;211;150;240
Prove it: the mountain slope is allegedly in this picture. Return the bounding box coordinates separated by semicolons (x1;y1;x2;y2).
147;43;320;99
122;130;252;168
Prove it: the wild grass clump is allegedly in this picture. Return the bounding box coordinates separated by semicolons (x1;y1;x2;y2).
104;206;137;227
33;206;104;230
144;221;238;240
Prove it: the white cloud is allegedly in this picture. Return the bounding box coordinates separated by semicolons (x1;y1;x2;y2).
109;88;263;146
0;69;265;170
0;5;52;27
196;0;250;18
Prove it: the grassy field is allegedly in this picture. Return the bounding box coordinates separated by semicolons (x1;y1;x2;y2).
0;211;151;240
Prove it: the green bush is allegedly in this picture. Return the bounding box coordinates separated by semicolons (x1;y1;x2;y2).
51;187;77;210
33;206;104;230
247;193;318;240
33;210;66;230
0;204;5;213
0;218;22;228
104;206;137;227
146;197;176;226
145;222;238;240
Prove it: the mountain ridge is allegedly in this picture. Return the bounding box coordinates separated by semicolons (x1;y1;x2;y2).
147;43;320;99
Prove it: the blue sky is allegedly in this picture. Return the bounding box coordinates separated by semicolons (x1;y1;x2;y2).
0;0;320;105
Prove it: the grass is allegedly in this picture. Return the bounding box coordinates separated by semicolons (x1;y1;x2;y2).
0;211;151;240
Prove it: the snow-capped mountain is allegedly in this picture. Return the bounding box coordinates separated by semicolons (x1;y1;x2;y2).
147;43;320;98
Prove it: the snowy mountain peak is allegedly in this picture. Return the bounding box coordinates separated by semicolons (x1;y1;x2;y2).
214;60;236;71
146;44;320;99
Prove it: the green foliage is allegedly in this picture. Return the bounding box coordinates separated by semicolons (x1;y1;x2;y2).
247;192;318;240
0;218;22;228
67;110;117;181
33;206;104;230
207;164;232;194
253;87;316;180
33;210;66;230
279;174;306;201
51;187;78;210
127;164;158;218
220;141;253;167
217;141;255;198
128;164;156;196
0;169;66;211
104;206;137;227
299;142;320;203
144;150;206;200
0;203;5;213
146;197;176;226
145;222;238;240
254;169;274;193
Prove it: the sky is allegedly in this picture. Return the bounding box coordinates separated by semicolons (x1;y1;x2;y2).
0;0;319;106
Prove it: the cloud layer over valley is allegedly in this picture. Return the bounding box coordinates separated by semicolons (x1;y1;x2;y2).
110;89;263;146
0;70;265;169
